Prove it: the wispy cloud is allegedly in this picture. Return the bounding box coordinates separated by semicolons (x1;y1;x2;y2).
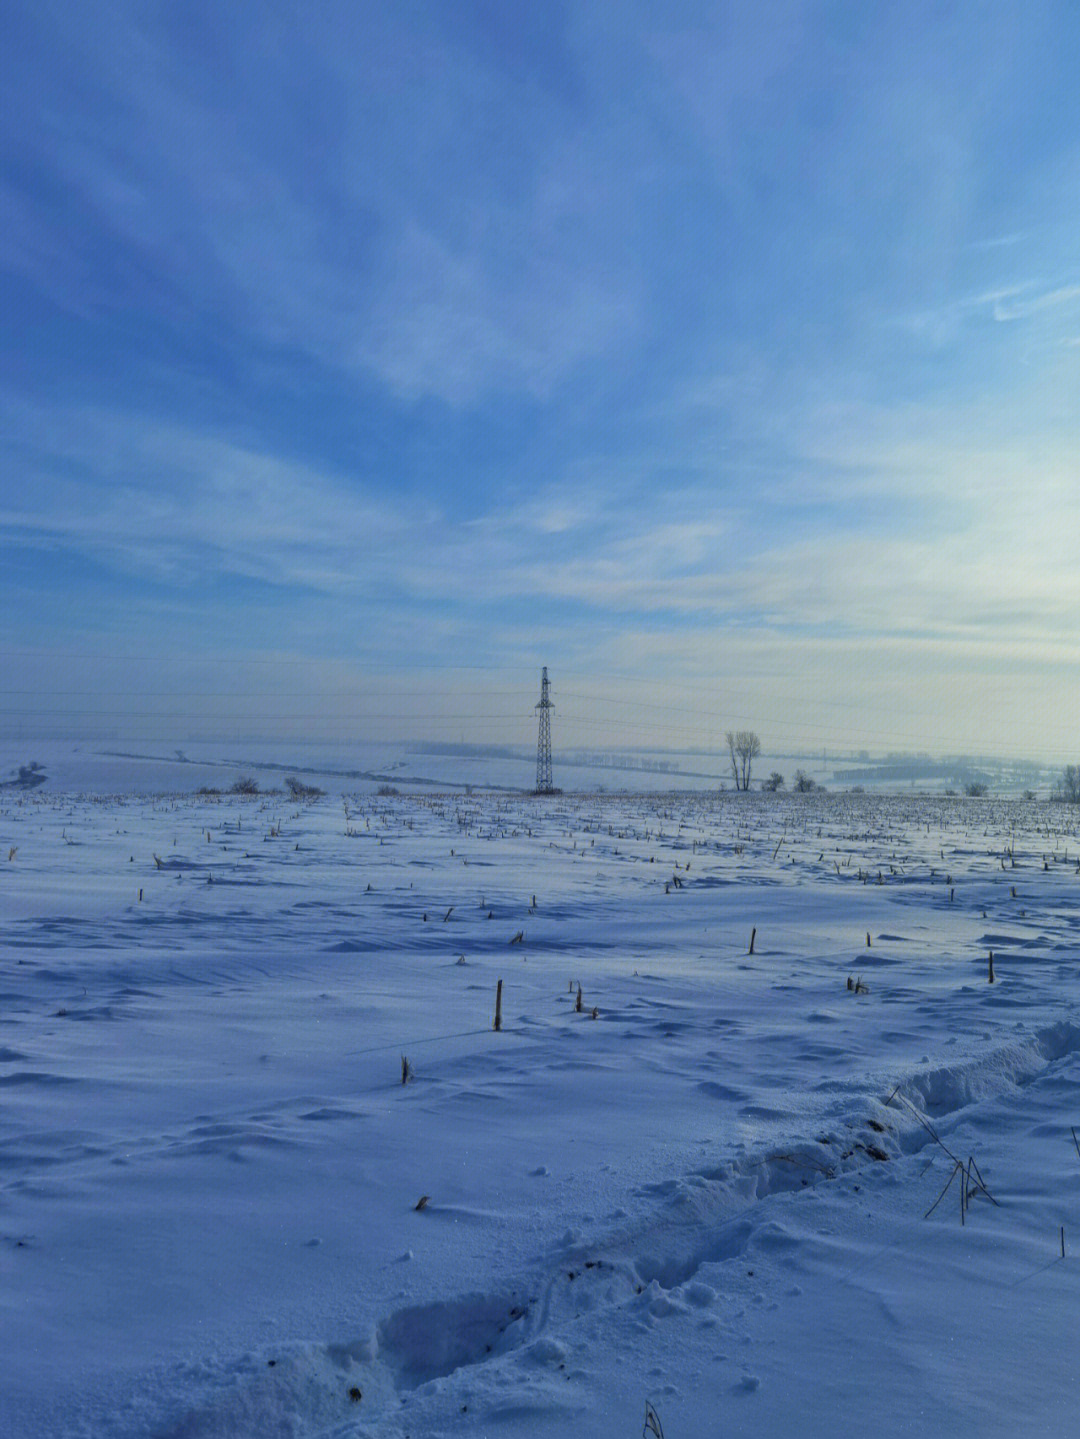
3;4;651;406
2;402;416;591
7;378;1080;655
992;283;1080;321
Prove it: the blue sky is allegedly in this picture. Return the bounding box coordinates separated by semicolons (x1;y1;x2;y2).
4;1;1080;760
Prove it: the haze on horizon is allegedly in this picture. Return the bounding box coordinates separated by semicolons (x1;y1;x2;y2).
4;3;1080;766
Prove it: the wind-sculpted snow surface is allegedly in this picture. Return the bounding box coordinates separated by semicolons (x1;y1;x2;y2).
5;788;1080;1436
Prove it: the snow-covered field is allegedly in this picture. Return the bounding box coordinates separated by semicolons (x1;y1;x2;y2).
5;779;1080;1437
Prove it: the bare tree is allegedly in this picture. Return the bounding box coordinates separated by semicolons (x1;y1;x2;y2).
1053;765;1080;803
285;776;324;799
726;730;761;791
762;771;785;792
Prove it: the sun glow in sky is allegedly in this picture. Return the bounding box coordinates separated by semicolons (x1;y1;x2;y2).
4;2;1080;760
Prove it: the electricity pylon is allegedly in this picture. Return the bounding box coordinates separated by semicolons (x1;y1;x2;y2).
535;666;554;793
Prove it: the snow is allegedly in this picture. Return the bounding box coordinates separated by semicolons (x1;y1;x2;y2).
4;766;1080;1436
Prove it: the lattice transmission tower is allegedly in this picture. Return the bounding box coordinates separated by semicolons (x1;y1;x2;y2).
534;666;555;793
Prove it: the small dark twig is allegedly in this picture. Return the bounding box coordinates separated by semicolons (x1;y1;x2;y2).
643;1399;665;1439
925;1159;962;1219
960;1158;967;1224
965;1154;999;1208
886;1090;962;1168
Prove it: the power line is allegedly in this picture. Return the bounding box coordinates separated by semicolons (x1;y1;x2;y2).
0;649;515;671
2;652;1078;762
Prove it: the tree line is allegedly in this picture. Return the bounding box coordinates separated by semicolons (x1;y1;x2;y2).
726;740;1080;801
725;730;817;792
